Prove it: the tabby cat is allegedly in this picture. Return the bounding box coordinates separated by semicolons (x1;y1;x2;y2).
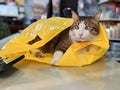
30;11;101;65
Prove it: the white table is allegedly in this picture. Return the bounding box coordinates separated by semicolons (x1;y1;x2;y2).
0;56;120;90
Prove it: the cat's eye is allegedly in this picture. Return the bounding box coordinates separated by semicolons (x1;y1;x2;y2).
85;26;90;30
75;25;79;29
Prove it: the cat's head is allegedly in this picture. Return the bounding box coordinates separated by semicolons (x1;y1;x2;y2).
69;11;102;42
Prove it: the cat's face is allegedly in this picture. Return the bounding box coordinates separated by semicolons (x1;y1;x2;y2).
69;11;101;42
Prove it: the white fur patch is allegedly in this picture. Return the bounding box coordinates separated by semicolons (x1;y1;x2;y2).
50;51;63;64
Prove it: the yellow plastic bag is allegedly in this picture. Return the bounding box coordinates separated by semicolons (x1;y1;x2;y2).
0;17;109;66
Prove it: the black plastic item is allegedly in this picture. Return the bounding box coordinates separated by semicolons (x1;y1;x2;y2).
59;0;78;17
63;8;72;18
0;55;25;72
47;0;53;18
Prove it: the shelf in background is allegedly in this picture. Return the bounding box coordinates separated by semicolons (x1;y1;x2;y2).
109;38;120;41
98;0;120;4
100;19;120;22
111;58;120;61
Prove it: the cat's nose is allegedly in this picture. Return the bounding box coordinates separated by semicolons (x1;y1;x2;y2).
79;34;83;38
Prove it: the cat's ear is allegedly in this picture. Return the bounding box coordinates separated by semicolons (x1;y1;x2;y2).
71;11;79;22
93;10;102;21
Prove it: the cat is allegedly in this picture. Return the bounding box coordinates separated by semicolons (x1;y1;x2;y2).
30;11;102;65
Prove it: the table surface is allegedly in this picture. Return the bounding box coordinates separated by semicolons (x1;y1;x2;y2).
0;56;120;90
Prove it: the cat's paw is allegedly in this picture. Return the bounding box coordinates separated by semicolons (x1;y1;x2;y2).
50;59;60;65
35;51;45;58
30;49;45;58
50;51;63;65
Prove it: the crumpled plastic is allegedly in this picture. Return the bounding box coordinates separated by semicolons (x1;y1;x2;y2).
0;17;109;66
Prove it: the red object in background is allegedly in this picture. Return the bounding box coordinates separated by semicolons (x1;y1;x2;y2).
110;3;116;12
9;25;25;34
